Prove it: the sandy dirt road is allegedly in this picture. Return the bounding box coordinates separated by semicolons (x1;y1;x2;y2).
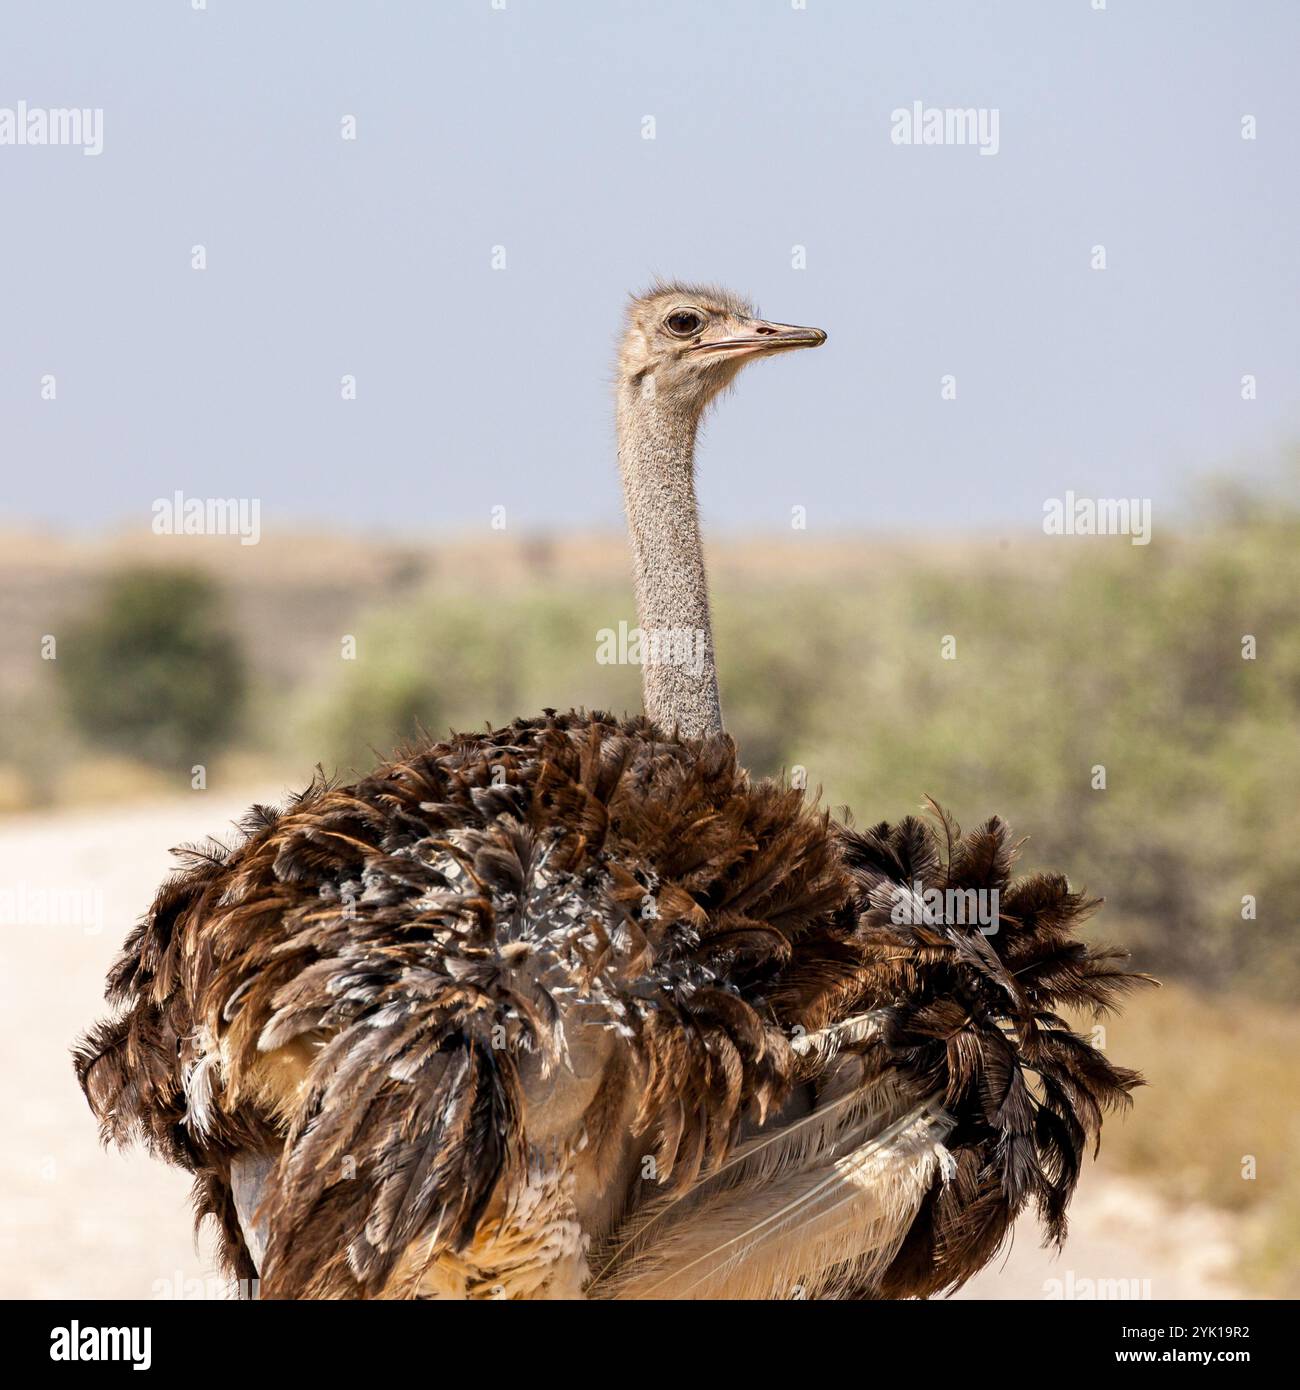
0;794;1244;1301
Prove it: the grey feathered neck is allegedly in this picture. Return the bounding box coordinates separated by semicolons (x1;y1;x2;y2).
616;384;723;739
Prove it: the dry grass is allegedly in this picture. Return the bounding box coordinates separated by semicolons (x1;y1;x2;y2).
1087;980;1300;1295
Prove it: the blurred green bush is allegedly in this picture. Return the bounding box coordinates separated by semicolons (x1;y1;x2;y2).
722;522;1299;1002
305;588;642;777
59;568;247;768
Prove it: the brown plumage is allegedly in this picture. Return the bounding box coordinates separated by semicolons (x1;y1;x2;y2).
75;283;1149;1298
76;712;1145;1299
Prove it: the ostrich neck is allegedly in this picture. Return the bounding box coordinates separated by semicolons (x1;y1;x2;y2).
616;391;722;739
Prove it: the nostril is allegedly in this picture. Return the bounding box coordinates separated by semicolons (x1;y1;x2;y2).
754;325;777;335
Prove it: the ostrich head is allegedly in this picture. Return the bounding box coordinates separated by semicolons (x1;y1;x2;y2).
618;281;826;417
615;280;826;739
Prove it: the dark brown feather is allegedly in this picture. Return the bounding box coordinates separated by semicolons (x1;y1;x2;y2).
74;712;1149;1299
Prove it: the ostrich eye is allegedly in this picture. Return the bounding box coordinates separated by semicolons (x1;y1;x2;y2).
665;310;704;337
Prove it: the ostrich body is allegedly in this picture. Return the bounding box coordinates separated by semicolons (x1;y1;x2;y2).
77;284;1144;1300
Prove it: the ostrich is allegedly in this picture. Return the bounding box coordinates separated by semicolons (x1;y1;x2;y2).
76;282;1145;1300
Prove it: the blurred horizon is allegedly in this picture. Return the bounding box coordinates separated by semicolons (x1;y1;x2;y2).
3;436;1296;544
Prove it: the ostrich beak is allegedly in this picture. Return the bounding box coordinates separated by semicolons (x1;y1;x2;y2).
689;319;827;359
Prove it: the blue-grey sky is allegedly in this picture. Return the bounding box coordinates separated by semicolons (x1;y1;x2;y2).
2;0;1297;537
